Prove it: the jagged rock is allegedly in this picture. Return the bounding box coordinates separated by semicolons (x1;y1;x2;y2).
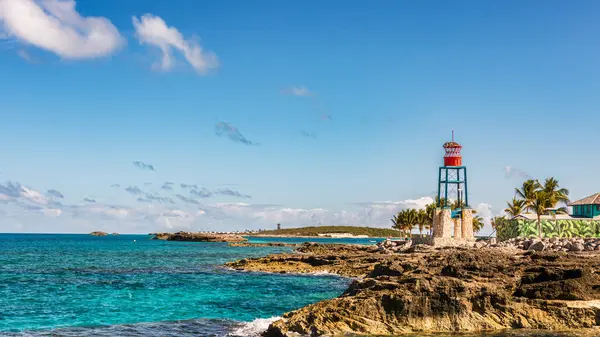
571;242;585;252
252;247;600;336
496;237;600;253
226;243;383;277
528;241;546;252
522;239;535;250
89;231;107;236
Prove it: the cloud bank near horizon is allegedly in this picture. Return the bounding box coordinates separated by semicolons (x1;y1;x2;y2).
0;181;495;235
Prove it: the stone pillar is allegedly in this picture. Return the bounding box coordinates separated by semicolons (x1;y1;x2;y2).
453;218;462;239
461;209;474;240
432;208;440;237
433;208;453;238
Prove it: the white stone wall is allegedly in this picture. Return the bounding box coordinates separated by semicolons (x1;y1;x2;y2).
433;208;453;238
461;209;474;240
453;218;462;239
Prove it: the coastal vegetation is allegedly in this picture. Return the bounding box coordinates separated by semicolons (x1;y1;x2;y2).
501;177;570;238
391;199;484;237
254;226;404;237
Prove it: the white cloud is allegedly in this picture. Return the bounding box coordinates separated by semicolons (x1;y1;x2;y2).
504;166;532;180
474;202;493;235
17;49;36;63
42;208;61;217
0;0;125;59
20;186;49;205
283;86;313;97
132;14;218;74
0;181;49;205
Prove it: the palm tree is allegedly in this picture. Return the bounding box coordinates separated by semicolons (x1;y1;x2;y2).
472;215;484;234
504;198;526;217
542;177;569;211
451;199;466;210
515;179;541;205
435;196;448;208
403;208;419;239
391;212;405;236
491;216;505;231
423;203;436;235
416;209;426;236
391;210;415;238
528;191;552;238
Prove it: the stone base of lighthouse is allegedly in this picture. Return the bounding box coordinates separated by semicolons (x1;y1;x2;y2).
415;207;476;247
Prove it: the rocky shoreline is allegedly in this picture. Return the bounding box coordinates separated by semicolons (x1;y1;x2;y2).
152;231;247;243
226;241;600;336
227;243;385;277
228;242;300;247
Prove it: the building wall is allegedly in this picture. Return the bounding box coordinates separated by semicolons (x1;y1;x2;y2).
572;204;600;218
496;218;600;241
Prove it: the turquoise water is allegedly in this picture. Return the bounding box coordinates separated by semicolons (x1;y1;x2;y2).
0;234;350;336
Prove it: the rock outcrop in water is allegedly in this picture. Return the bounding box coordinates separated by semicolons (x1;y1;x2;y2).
228;242;300;247
227;242;600;336
152;231;247;243
227;243;385;277
89;231;108;236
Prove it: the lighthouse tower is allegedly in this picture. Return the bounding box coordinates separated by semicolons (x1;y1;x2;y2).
432;132;474;243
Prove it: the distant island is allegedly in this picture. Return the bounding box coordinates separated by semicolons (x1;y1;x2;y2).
89;231;108;236
252;226;404;238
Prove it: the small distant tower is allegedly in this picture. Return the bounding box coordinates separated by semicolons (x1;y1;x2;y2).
277;223;281;231
432;131;474;242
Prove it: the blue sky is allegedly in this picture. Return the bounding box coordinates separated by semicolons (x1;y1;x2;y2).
1;0;599;233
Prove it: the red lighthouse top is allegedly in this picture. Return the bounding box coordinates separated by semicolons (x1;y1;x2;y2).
443;131;462;166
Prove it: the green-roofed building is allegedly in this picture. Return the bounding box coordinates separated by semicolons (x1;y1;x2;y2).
569;193;600;219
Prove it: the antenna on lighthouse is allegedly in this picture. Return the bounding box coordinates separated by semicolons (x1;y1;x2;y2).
452;130;454;142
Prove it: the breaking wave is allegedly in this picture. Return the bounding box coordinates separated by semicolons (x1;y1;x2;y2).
228;316;281;337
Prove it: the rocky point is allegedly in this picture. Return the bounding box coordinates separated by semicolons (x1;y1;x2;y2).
226;241;600;336
152;231;247;243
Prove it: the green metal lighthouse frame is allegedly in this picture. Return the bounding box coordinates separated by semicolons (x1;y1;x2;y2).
437;131;468;218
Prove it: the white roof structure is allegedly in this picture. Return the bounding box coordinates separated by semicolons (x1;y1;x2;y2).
512;213;600;221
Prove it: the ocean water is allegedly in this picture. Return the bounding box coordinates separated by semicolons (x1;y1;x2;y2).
0;234;350;336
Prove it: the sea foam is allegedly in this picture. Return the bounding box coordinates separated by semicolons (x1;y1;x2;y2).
228;316;282;337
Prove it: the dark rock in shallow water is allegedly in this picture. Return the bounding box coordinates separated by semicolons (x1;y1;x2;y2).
89;231;108;236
